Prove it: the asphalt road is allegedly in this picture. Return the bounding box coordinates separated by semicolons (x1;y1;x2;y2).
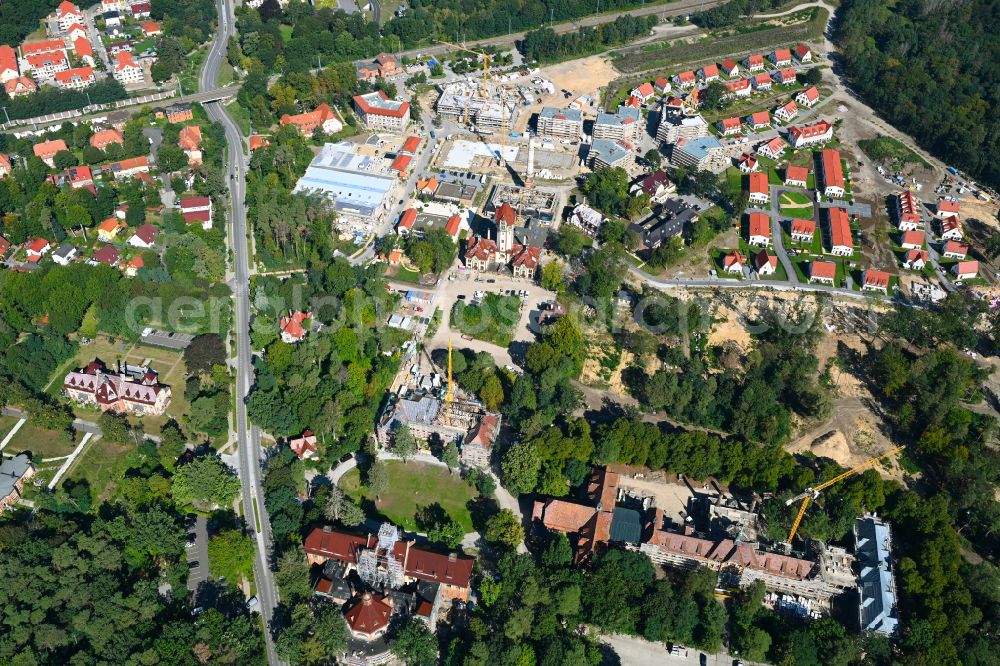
200;1;283;664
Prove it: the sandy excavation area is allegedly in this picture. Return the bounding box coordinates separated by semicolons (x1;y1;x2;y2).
509;56;619;133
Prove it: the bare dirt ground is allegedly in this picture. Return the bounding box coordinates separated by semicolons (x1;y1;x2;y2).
786;332;908;483
508;56;619;133
580;347;635;395
960;197;1000;231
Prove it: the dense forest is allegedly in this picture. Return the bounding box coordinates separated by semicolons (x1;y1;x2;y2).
519;15;658;63
0;79;128;122
836;0;1000;189
0;0;60;47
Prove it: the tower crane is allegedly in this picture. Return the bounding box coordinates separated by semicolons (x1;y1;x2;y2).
784;445;904;544
436;40;493;98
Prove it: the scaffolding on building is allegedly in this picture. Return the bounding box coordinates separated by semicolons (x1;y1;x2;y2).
357;523;405;590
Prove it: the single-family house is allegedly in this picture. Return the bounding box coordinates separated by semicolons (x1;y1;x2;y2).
178;125;202;166
180;195;212;230
72;36;94;65
903;249;928;271
140;21;161;36
630;81;656;101
819;148;845;197
279;310;312;343
64;22;88;42
752;73;772;91
700;64;720;82
773;68;797;85
249;134;270;151
747;211;771;245
826;207;854;256
738;153;760;173
97;217;126;242
106;156;149;179
771;49;792;66
940;217;963;241
718;117;742;136
755;249;778;276
899;230;925;250
757;136;786;160
745;54;765;72
631;170;675;204
121;255;144;277
0;454;35;513
673;71;696;89
654;76;671;94
862;269;891;294
941;241;968;260
809;260;836;285
794;43;812;62
0;46;19;83
721;59;739;78
51;243;78;266
33;139;68;167
784;165;808;188
796;86;820;107
746;111;771;130
775;100;798;122
90;128;124;150
289;431;319;460
952;260;979;280
723;251;745;274
790;218;815;243
92;244;120;266
723;79;752;98
936;199;960;219
128;222;158;248
63;165;93;189
0;153;10;178
747;172;770;206
26;238;51;262
5;77;36;98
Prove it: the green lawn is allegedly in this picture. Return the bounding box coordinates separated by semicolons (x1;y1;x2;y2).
779;191;814;217
451;293;521;347
3;422;82;460
340;461;478;533
389;264;422;284
67;436;130;504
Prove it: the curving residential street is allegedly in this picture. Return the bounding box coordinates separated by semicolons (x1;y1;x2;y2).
200;1;283;664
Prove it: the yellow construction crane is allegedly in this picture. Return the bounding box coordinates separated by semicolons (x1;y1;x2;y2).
436;40;493;98
784;445;904;544
682;86;700;116
444;337;455;426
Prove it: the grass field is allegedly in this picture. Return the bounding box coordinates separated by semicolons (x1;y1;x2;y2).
858;136;930;170
67;436;130;504
780;191;813;216
451;293;521;347
3;422;82;460
340;461;478;533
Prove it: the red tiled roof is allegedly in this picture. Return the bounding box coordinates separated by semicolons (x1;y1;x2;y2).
864;270;890;288
249;134;270;151
279;103;338;132
178;125;202;151
755;249;777;271
942;240;968;256
398;208;417;230
938;199;960;214
701;64;719;78
785;165;808;183
795;43;811;58
22;39;66;56
538;498;597;532
773;48;792;61
723;251;745;270
465;235;498;262
634;81;655;96
954;260;979;276
445;214;461;238
93;244;120;266
905;249;928;265
724;79;751;92
390;154;411;172
27;238;50;254
344;594;391;635
748;212;771;239
810;261;836;280
5;77;37;95
0;45;17;74
791;219;815;235
72;36;93;57
113;51;140;72
494;202;517;225
753;73;772;86
747;54;764;66
180;195;210;209
90;128;123;148
54;66;93;84
352;90;409;118
34;139;68;159
26;51;67;69
401;136;421;154
827;207;853;249
789;120;832;141
820;149;844;189
799;86;819;102
749;110;770;126
721;58;738;72
720;117;740;131
279;310;310;341
900;230;925;247
748;171;769;195
131;222;158;245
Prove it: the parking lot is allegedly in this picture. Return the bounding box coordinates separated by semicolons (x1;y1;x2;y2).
186;514;208;596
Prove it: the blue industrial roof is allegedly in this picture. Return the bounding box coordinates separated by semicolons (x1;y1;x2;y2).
293;142;395;217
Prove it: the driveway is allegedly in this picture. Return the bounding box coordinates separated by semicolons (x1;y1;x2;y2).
601;633;756;666
186;515;209;595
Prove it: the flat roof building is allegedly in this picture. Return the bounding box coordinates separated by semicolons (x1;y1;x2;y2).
536;106;583;140
294;142;396;220
593;105;642;142
589;139;634;170
670;135;729;173
854;515;899;636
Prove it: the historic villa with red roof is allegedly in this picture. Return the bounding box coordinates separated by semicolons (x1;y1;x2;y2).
63;359;171;416
279;310;313;343
289;431;319;460
279;103;343;136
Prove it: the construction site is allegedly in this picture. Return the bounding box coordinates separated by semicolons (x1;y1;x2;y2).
436;80;520;134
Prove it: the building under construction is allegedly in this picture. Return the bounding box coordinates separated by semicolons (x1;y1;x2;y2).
487;183;560;223
436;80;519;133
